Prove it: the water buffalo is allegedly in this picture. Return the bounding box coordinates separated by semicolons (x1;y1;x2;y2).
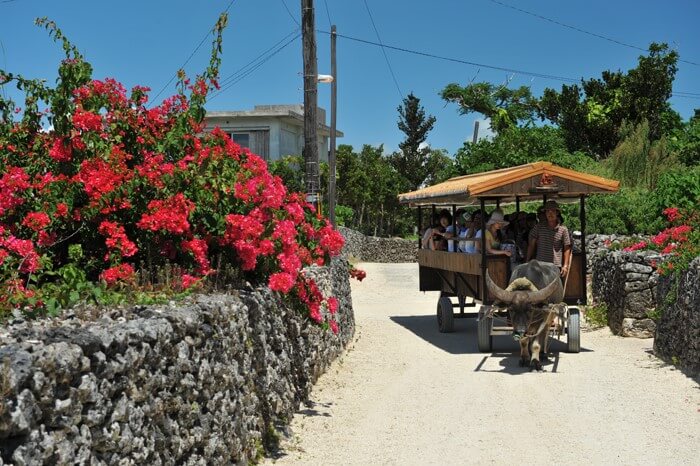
486;260;564;371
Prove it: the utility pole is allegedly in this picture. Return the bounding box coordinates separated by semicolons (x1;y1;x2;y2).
472;120;480;144
302;0;319;209
329;25;337;226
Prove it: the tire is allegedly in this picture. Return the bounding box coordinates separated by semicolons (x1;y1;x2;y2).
437;297;455;333
567;307;581;353
477;307;493;352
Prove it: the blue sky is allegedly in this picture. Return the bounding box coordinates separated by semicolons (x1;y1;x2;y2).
2;0;699;155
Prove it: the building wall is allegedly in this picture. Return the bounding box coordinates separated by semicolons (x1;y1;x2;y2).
205;115;330;162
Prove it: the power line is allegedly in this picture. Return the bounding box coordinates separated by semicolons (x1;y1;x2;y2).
362;0;403;99
215;29;299;90
208;33;301;101
279;0;299;26
486;0;700;67
323;0;332;29
318;29;580;83
150;0;237;106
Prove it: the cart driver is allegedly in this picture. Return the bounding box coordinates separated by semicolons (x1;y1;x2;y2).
526;200;571;277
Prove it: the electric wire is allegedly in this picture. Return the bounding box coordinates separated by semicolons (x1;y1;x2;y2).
362;0;403;99
318;29;580;83
323;0;332;29
215;28;299;90
318;28;700;98
486;0;700;67
208;33;300;102
149;0;237;106
280;0;299;26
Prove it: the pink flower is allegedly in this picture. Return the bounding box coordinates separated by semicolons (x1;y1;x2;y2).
662;207;680;222
326;297;339;315
328;319;339;334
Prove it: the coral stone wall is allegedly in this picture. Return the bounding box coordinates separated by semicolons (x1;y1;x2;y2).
591;250;662;338
0;258;354;465
338;226;417;263
653;257;700;376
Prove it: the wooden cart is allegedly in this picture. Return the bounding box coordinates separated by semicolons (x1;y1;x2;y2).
398;162;619;353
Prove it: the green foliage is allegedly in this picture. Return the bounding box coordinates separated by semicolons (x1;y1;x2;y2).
440;82;539;133
669;111;700;166
609;120;677;190
389;93;439;190
268;155;304;193
539;43;679;157
334;204;354;227
336;144;412;236
585;303;609;328
453;125;595;175
586;188;665;234
652;166;700;212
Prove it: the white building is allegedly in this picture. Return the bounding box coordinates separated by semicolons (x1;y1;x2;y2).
204;104;343;162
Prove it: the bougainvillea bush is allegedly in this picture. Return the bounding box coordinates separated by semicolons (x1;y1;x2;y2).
623;207;699;276
0;15;344;331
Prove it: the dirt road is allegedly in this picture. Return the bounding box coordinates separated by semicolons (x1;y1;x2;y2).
266;263;699;465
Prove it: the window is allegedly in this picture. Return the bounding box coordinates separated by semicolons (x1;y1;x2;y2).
230;132;250;148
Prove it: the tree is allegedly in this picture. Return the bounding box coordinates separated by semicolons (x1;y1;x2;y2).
452;126;594;175
440;82;539;133
539;43;679;157
388;93;437;190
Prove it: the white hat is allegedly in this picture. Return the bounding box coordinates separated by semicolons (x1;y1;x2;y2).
486;210;509;227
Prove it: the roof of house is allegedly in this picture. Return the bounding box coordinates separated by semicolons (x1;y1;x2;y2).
398;161;620;206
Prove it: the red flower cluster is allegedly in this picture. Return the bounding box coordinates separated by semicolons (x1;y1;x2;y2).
137;193;195;234
100;263;135;286
98;221;138;259
22;212;51;232
2;47;346;331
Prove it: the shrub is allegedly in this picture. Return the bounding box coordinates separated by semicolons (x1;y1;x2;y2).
0;16;344;331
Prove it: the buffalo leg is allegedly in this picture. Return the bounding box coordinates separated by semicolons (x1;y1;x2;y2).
519;338;530;367
530;337;543;372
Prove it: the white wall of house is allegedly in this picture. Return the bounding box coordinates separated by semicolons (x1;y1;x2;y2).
204;105;340;163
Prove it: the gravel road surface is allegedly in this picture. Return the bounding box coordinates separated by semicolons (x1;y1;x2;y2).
266;263;699;466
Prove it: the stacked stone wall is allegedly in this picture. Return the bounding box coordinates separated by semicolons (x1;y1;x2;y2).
0;258;354;465
591;250;662;338
653;257;700;376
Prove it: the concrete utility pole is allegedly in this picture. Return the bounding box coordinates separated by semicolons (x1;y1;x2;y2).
328;25;337;226
302;0;319;209
472;120;480;144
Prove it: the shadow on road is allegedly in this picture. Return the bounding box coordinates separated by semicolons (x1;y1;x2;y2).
390;314;591;373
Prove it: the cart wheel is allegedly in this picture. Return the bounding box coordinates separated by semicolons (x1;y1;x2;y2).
477;307;493;352
567;307;581;353
437;297;455;333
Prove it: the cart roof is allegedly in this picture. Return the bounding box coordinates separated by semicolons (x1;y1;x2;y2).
398;161;619;207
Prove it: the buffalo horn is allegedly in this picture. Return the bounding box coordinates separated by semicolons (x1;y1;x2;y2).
486;272;514;304
526;276;561;304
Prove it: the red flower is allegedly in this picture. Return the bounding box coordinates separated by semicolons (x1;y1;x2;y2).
100;263;135;286
662;207;680;222
98;221;138;258
181;237;211;275
55;203;69;218
72;108;103;132
137;193;195;234
22;212;51;232
328;319;339;335
269;272;295;293
48;137;72;162
326;297;339;315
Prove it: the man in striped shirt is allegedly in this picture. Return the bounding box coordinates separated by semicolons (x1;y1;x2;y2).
526;200;572;277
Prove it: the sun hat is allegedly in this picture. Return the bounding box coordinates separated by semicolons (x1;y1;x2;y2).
486;210;509;227
544;200;560;211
